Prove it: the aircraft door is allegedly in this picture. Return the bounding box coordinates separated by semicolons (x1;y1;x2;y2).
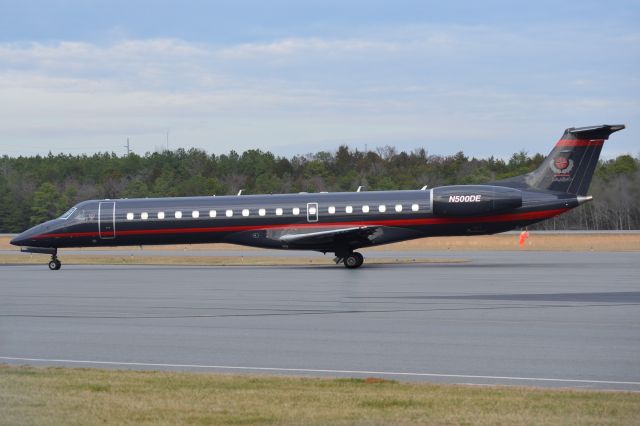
98;201;116;239
306;202;318;222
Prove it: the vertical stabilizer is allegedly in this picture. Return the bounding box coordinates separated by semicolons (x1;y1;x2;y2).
496;124;625;195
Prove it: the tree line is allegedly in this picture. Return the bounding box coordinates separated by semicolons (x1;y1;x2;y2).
0;146;638;232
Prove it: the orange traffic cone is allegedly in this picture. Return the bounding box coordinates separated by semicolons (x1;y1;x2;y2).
519;228;530;248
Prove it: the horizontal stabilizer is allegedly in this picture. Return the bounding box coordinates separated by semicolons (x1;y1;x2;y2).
565;124;625;140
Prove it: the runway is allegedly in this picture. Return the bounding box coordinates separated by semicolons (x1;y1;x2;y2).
1;251;639;391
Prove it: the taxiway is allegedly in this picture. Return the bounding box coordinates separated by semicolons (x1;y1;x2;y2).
1;251;639;391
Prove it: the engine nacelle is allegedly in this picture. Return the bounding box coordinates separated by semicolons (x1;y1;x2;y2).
432;185;522;217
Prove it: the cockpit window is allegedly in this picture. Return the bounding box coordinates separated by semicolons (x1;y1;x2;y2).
59;207;77;220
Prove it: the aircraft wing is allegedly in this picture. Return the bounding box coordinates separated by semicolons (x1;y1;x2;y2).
279;226;381;248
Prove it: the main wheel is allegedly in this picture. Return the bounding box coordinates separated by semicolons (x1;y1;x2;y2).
344;252;364;269
48;259;61;270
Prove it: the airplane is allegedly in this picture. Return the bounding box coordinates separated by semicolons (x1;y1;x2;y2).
11;124;625;270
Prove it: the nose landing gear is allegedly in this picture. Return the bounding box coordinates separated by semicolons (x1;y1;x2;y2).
48;256;61;270
19;247;61;270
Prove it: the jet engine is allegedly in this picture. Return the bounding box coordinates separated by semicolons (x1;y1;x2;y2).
432;185;522;217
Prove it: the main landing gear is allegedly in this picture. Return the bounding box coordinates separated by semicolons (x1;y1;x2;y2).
335;251;364;269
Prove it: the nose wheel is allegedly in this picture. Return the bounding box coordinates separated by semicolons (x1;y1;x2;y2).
48;257;61;270
343;252;364;269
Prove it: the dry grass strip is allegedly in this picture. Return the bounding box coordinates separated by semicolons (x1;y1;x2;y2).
1;233;639;252
2;365;639;425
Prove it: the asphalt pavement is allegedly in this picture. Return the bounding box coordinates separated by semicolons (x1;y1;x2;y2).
1;251;639;391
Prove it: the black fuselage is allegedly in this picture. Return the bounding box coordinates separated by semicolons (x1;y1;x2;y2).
11;188;578;251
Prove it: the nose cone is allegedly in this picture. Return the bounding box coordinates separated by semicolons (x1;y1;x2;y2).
10;227;40;246
10;233;28;246
10;220;59;247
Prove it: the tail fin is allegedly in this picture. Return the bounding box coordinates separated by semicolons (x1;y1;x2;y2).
496;124;625;195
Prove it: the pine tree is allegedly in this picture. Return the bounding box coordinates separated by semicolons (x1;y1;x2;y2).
30;182;64;226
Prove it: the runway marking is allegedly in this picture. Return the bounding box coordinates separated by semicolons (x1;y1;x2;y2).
2;356;639;387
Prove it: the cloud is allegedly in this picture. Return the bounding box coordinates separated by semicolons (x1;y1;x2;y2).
217;37;401;58
0;38;207;64
0;24;638;157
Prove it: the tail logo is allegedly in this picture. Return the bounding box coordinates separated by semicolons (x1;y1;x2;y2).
550;156;574;180
554;157;570;170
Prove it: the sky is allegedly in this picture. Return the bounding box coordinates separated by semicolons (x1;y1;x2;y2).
0;0;638;159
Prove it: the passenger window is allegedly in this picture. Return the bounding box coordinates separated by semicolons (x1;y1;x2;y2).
292;207;300;215
412;204;419;212
242;209;250;217
175;211;182;219
192;211;199;218
209;210;216;218
395;204;403;212
308;206;317;215
141;212;149;220
157;212;165;219
126;212;134;220
276;208;283;216
362;205;370;213
378;205;386;213
328;206;336;214
259;208;266;216
226;209;233;217
346;206;353;214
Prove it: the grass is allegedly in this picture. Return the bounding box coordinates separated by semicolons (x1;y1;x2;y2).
1;365;639;425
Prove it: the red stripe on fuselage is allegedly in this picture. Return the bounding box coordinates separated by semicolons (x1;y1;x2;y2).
33;208;570;240
555;139;604;147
